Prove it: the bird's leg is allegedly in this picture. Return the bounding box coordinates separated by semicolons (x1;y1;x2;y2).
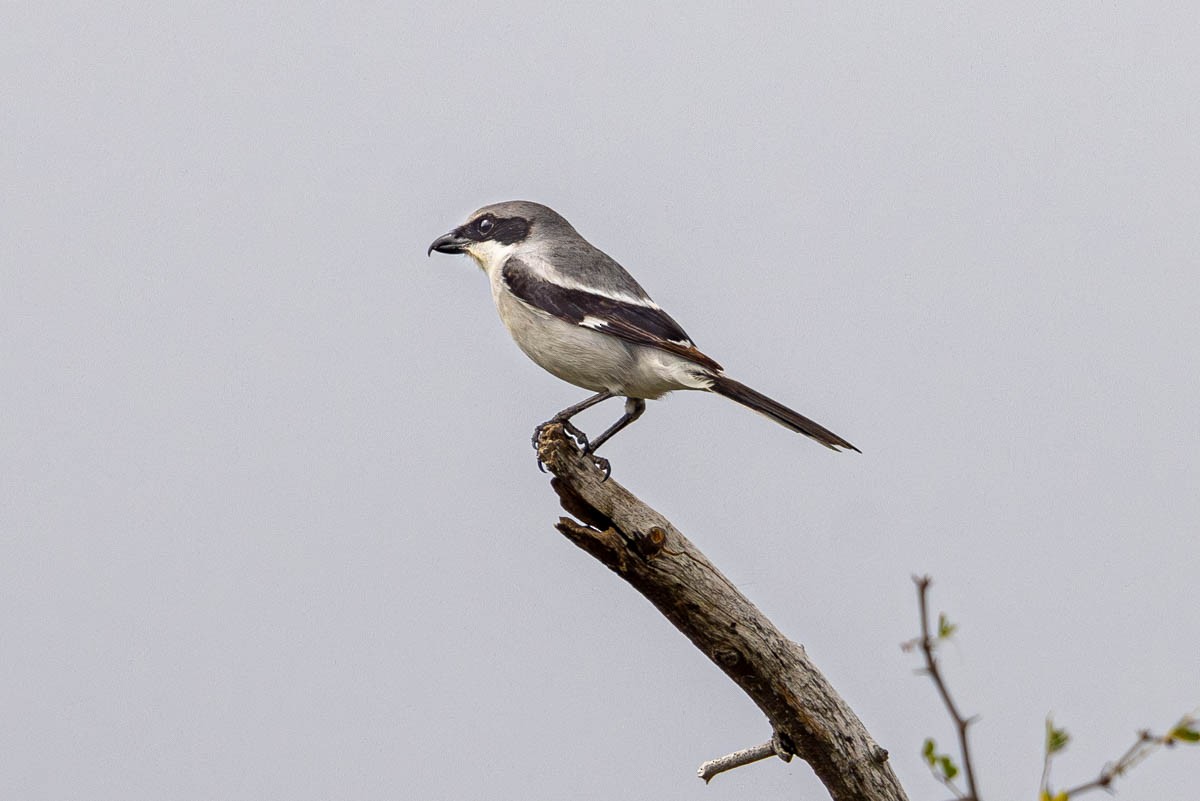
532;391;615;467
579;398;646;480
584;397;646;454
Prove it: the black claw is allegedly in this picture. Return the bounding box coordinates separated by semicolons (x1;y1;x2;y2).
531;417;593;451
532;418;606;476
590;454;611;481
532;420;557;451
533;422;552;471
560;420;590;450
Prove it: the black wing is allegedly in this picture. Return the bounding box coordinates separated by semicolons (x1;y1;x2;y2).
502;258;722;372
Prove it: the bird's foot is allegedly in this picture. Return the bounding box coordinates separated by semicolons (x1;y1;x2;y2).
583;449;611;481
560;420;590;450
557;421;610;480
531;419;610;479
532;418;593;473
531;418;590;450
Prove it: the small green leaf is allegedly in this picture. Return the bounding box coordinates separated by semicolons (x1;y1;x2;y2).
938;755;959;780
922;738;937;764
1045;717;1071;755
1168;724;1200;743
937;613;957;639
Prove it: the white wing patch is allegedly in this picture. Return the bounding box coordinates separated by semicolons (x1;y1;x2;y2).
517;253;662;310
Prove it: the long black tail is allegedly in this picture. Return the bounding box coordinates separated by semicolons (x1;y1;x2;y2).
708;375;859;453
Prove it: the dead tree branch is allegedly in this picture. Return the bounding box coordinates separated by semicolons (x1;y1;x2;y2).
535;424;908;801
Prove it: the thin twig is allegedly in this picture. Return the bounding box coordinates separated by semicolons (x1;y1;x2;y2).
1038;729;1053;797
1058;733;1149;797
697;735;792;783
913;575;979;801
1056;727;1170;798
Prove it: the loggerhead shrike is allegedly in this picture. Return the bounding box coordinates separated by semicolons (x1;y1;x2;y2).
428;201;857;475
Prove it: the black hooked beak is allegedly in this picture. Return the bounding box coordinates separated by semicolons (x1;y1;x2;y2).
427;230;470;256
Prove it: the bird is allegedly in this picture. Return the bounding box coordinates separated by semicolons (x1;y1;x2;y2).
428;201;858;476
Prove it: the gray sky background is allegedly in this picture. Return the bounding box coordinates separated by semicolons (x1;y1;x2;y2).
3;3;1198;799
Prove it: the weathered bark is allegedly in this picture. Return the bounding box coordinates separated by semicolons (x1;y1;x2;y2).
536;424;908;801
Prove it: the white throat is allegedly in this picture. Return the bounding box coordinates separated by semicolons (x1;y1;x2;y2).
465;239;517;277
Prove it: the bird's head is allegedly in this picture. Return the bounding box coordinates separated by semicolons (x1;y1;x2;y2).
428;200;576;272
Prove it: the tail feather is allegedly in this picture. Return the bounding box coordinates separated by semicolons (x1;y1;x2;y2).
708;375;859;453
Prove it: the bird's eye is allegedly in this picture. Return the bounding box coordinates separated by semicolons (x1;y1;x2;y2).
476;217;495;236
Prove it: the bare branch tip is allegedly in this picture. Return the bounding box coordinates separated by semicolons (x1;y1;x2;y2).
697;740;780;783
